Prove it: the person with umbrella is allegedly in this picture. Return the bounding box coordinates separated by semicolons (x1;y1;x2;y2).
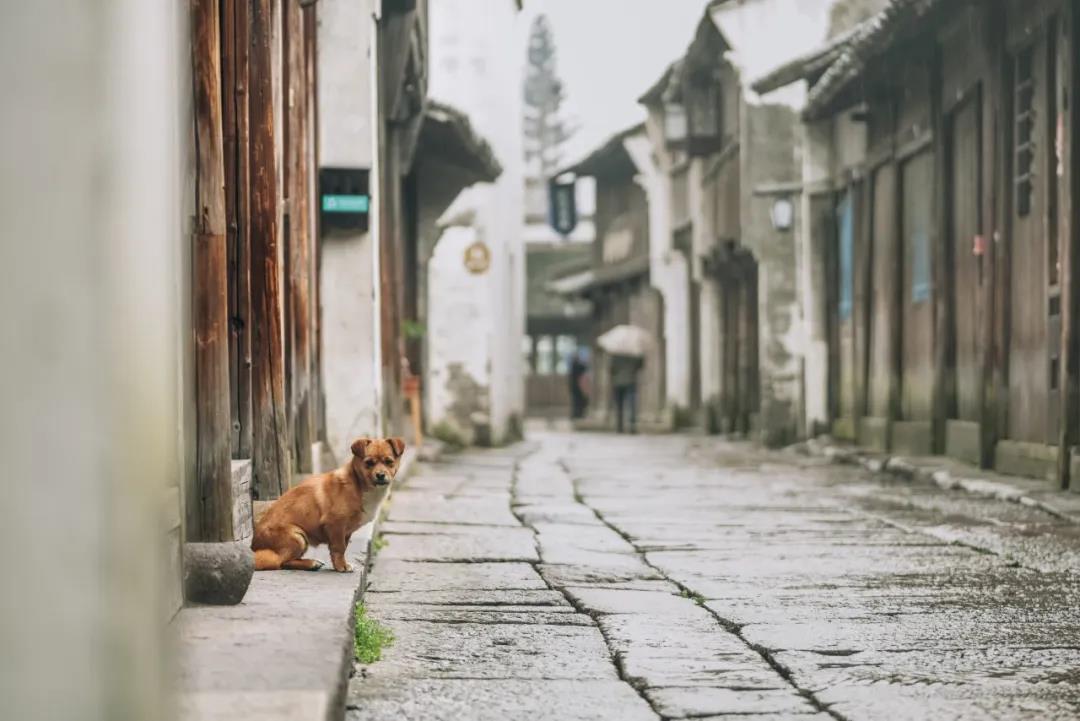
597;325;650;435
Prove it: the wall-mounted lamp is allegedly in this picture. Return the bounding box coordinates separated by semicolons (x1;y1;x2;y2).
770;197;794;232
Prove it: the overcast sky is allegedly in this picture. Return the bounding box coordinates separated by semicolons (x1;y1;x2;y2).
522;0;709;165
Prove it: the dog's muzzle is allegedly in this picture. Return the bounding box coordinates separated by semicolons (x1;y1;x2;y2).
374;473;391;486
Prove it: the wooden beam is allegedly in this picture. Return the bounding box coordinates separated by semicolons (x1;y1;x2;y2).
249;0;290;499
190;0;235;541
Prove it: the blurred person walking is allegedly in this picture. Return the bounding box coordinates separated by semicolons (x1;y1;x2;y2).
610;354;642;434
569;348;589;420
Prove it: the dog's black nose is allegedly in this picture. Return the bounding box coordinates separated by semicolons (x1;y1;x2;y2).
375;472;388;484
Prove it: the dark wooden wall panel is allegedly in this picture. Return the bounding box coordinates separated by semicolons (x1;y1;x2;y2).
868;164;898;418
901;150;936;421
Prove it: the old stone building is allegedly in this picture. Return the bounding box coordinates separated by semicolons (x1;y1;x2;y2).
557;125;668;431
424;0;529;446
761;0;1080;489
639;0;840;445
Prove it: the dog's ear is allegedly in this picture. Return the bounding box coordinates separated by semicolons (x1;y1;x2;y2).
350;437;372;458
387;437;406;458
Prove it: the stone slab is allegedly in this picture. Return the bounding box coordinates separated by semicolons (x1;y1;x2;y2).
644;686;816;718
347;679;658;721
561;585;693;615
536;562;663;588
376;525;538;563
362;619;618;680
384;492;519;526
366;588;570;608
366;561;548;593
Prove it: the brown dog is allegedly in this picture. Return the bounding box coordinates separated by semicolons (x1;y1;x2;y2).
252;437;405;572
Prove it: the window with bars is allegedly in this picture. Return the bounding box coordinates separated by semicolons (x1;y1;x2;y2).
1014;46;1035;217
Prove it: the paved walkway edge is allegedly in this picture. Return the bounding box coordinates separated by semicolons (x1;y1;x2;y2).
800;437;1080;524
326;447;418;720
176;447;417;721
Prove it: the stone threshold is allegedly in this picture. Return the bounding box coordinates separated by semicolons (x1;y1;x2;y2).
801;437;1080;525
175;448;417;721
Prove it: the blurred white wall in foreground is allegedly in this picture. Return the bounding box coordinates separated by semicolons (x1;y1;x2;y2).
0;1;188;719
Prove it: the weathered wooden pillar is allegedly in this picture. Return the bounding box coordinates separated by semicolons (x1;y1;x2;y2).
303;3;325;443
250;0;290;499
190;0;235;541
223;0;254;459
986;4;1011;469
930;46;951;455
284;0;314;472
1057;1;1079;489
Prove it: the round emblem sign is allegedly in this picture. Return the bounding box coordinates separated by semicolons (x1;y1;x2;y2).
463;241;491;275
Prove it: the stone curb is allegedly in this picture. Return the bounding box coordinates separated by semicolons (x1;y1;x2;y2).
800;437;1080;525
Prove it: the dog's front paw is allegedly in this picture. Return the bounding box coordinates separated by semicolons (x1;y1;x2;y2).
334;561;354;573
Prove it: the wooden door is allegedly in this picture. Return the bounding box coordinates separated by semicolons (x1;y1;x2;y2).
868;164;898;418
949;91;984;421
835;191;857;420
1007;29;1060;444
738;256;760;431
721;277;741;430
900;151;935;421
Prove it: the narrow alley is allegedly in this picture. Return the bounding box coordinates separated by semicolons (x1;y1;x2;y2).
15;2;1080;719
349;432;1080;721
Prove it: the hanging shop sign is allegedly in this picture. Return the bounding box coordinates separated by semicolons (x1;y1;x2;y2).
319;167;370;233
548;177;578;236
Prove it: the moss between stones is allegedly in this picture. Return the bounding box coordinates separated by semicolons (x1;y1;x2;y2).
354;603;394;664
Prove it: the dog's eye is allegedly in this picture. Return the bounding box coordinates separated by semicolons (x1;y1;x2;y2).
365;459;376;467
383;458;394;465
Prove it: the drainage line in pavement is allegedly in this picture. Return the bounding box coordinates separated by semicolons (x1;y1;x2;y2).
508;457;671;721
561;463;850;721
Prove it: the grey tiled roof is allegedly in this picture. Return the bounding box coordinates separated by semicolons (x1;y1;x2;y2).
802;0;941;120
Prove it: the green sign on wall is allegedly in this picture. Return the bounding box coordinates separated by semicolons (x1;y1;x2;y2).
321;194;369;213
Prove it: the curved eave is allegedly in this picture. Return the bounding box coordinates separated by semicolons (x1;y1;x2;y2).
416;100;503;186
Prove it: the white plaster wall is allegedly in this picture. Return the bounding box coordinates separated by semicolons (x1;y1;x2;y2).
800;119;835;433
317;0;382;460
426;224;492;435
321;235;382;460
318;0;375;168
699;279;724;404
625;132;690;410
2;1;182;717
427;0;526;442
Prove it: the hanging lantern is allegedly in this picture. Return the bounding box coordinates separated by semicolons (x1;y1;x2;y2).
664;100;688;149
686;80;723;156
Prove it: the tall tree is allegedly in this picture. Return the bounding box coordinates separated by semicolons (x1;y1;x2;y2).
524;15;574;178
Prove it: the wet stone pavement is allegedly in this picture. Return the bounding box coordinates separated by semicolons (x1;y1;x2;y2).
347;432;1080;720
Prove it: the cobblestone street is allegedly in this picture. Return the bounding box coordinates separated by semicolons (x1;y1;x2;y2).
347;432;1080;720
